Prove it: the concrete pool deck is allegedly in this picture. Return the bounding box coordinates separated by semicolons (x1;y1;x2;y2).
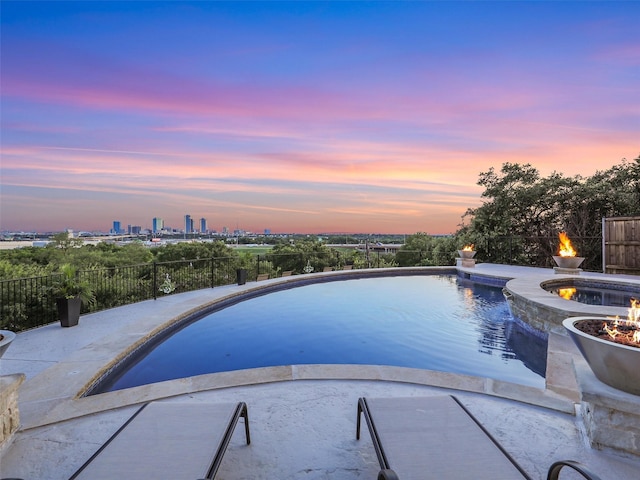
1;264;640;479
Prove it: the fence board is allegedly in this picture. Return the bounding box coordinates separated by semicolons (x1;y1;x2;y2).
603;216;640;275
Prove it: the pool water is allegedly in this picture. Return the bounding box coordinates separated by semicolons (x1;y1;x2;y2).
546;283;640;307
96;275;547;393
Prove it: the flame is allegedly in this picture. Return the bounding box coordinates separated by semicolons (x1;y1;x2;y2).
604;298;640;344
558;232;577;257
462;244;474;251
558;287;576;300
604;321;619;338
629;298;640;323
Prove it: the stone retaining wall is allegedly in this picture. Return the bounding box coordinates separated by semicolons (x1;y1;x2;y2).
575;361;640;457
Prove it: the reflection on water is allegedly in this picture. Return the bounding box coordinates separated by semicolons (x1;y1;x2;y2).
547;283;640;307
95;275;547;394
458;278;547;377
504;320;547;377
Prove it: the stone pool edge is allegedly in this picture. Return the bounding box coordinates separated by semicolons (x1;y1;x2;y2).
18;363;576;431
15;266;579;432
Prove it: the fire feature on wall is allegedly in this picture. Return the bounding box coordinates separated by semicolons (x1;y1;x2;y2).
552;232;584;274
456;244;476;268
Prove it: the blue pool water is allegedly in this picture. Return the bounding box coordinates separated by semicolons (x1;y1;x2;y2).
95;275;547;393
545;282;640;307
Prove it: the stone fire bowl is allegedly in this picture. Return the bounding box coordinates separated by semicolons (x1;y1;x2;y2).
553;255;585;269
563;317;640;396
457;250;476;259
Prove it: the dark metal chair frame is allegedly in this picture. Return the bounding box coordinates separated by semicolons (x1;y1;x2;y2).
68;401;250;480
356;396;602;480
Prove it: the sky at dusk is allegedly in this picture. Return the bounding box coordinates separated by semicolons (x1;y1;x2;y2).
1;1;638;235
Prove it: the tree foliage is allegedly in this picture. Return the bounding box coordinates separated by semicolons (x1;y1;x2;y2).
459;156;640;267
151;241;233;263
270;238;335;273
397;233;458;266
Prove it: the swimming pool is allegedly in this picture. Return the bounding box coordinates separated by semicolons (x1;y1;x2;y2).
93;274;547;394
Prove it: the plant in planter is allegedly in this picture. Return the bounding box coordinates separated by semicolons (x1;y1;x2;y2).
48;264;96;327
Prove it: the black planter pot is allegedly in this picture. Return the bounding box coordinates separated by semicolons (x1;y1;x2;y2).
56;297;82;327
236;268;247;285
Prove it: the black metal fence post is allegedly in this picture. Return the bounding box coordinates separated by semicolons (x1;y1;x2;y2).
210;257;216;288
153;261;158;300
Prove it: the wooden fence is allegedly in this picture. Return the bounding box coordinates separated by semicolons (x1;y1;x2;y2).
603;216;640;275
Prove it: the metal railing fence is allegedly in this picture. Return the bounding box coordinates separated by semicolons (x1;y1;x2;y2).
0;257;238;332
4;237;608;333
0;251;430;332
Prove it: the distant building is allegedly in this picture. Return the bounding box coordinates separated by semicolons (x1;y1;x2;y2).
184;215;193;234
200;218;207;233
152;217;164;233
112;221;121;235
264;228;271;235
130;225;142;235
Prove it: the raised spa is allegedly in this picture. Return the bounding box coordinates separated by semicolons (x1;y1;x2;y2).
91;274;547;394
544;278;640;307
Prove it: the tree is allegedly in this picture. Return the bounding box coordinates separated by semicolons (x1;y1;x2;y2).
397;233;458;266
270;238;335;273
48;232;84;257
152;241;234;263
565;157;640;237
460;156;640;268
0;259;51;280
397;233;434;266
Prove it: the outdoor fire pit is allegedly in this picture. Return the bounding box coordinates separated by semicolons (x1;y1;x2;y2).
553;232;584;273
563;300;640;395
456;245;476;267
552;255;585;269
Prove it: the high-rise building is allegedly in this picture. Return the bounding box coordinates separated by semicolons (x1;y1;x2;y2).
152;217;164;233
200;218;207;233
184;215;193;233
112;221;121;235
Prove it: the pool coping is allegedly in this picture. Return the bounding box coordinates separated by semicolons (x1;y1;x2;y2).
12;266;591;432
6;264;640;480
20;363;579;431
503;273;640;333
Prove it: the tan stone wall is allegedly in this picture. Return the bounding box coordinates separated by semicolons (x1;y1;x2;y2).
0;374;25;447
576;362;640;457
581;398;640;457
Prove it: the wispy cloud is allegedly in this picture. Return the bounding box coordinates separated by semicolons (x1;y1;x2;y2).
1;1;637;233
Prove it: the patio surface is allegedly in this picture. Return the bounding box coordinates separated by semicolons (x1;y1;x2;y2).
1;264;640;479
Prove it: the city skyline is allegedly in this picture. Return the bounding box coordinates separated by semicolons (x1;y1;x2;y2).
1;2;638;235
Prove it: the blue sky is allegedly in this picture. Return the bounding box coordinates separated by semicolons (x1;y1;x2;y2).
1;1;638;234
